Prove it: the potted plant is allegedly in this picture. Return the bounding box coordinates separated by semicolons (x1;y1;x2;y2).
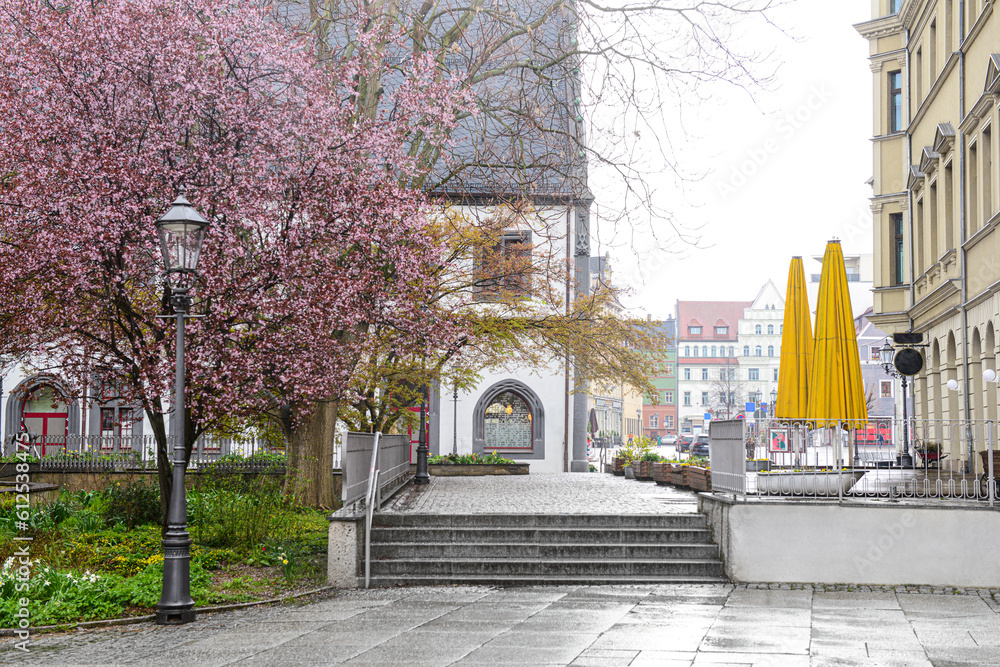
637;451;660;480
618;435;654;480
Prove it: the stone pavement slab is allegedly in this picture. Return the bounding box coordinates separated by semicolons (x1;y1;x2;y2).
381;473;699;515
3;584;1000;666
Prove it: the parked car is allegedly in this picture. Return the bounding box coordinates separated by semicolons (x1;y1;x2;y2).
691;438;709;458
660;434;678;448
677;435;694;452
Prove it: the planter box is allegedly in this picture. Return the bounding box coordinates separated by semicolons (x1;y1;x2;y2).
636;460;654;480
613;457;624;476
651;462;672;485
670;464;688;488
413;463;530;476
687;466;712;492
746;460;771;472
757;470;865;496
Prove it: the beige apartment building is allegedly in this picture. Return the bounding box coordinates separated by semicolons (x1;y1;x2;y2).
856;0;1000;460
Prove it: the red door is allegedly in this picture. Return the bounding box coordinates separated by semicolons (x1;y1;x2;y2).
22;412;68;456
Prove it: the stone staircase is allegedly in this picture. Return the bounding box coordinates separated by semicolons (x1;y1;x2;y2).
366;513;727;587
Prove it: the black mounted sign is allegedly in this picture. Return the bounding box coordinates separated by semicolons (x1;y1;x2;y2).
894;347;924;376
893;332;924;346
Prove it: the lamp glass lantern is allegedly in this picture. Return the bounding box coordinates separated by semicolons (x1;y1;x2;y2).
156;192;209;288
879;341;895;370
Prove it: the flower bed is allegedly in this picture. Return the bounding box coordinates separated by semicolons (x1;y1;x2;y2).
670;464;688;488
652;462;672;485
756;470;865;496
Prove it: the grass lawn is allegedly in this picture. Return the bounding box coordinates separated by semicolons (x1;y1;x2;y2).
0;475;329;627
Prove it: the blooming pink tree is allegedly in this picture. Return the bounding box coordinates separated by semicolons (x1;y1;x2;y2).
0;0;467;509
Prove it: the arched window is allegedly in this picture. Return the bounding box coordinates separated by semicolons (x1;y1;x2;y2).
483;391;534;450
755;345;762;356
710;346;717;357
755;324;762;334
692;346;699;357
767;324;774;335
768;345;774;357
729;346;735;357
743;345;750;356
702;346;708;357
684;346;690;357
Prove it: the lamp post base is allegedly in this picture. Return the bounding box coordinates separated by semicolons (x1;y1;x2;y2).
155;608;196;625
898;453;913;468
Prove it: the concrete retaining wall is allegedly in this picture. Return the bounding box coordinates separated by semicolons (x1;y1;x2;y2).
699;494;1000;588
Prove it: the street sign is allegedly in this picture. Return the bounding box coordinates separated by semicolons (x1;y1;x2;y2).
745;402;756;413
703;412;712;421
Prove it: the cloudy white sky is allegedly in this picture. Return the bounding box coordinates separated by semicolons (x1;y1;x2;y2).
592;0;873;317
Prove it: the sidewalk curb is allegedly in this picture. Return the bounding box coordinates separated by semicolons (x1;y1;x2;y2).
0;585;340;637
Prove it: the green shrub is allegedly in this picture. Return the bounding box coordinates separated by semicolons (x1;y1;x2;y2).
188;477;293;555
102;477;161;529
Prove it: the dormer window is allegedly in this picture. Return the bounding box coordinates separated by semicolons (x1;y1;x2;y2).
714;326;728;335
689;325;702;335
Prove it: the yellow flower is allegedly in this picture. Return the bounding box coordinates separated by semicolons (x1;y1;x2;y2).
282;559;288;565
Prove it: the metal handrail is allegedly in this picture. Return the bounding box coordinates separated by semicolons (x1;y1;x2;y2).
364;432;381;589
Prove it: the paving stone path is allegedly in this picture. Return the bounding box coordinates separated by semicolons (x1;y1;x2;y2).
3;584;1000;666
381;473;700;515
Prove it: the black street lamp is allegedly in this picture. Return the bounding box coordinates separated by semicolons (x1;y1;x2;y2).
879;340;913;468
154;189;209;625
414;391;430;485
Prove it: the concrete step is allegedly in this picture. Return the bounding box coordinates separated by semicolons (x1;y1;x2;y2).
366;574;730;587
372;558;725;578
373;513;707;529
369;527;716;545
365;512;727;587
371;541;720;560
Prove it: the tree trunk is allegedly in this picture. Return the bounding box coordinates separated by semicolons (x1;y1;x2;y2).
284;401;338;509
145;401;173;536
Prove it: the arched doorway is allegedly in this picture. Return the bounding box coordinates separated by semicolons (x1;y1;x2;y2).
11;379;78;456
473;380;545;460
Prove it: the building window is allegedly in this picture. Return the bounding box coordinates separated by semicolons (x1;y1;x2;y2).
889;70;902;132
755;324;762;334
767;324;774;335
701;368;709;381
767;345;774;357
483;390;534;450
710;346;716;357
473;231;532;301
689;325;702;335
890;0;901;13
891;213;905;285
715;326;728;335
750;391;762;403
692;347;699;357
664;391;674;404
743;345;750;356
773;368;779;382
749;368;760;381
665;416;674;429
683;392;691;406
755;345;762;356
702;346;708;357
881;381;893;398
684;368;691;381
701;392;709;406
684;346;690;356
650;414;658;429
728;346;734;357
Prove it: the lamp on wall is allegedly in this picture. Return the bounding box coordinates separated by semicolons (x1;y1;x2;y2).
984;369;998;383
947;379;960;391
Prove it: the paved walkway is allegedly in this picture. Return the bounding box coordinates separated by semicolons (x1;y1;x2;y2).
4;584;1000;665
381;473;699;515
